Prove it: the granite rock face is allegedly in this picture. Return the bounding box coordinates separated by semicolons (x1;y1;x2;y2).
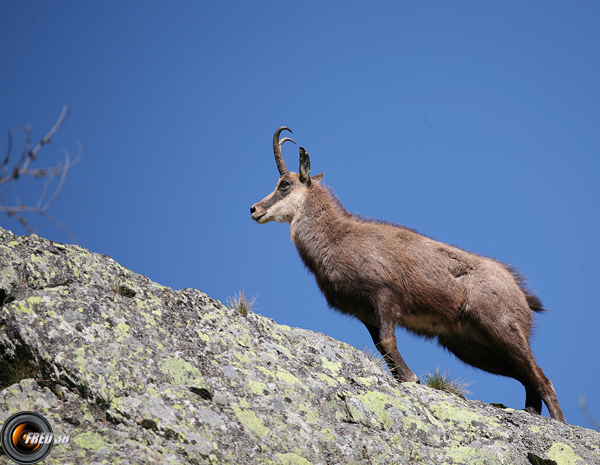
0;227;598;465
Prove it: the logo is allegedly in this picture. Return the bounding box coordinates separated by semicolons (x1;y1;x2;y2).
1;412;69;465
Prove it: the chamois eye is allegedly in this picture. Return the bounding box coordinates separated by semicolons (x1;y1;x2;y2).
279;181;290;189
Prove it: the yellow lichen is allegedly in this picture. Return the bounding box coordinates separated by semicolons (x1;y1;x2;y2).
232;407;269;437
547;443;583;465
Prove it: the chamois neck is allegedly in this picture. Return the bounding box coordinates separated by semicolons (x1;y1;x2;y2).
290;184;351;247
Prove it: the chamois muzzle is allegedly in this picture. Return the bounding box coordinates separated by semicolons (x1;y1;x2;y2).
250;204;266;223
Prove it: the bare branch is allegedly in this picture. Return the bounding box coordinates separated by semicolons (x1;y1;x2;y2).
0;105;71;186
0;106;80;244
0;129;13;174
15;126;31;177
42;144;81;212
0;204;78;244
26;105;70;163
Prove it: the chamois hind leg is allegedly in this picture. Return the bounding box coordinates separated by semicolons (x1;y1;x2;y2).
440;321;565;422
519;360;565;422
364;322;418;383
491;324;565;422
473;320;565;422
525;384;543;416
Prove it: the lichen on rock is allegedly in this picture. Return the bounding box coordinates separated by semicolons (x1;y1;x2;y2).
0;227;598;464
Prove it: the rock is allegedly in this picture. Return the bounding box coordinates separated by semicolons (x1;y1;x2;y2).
0;226;598;464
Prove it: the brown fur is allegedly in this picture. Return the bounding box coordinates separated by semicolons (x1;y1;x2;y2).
251;135;565;421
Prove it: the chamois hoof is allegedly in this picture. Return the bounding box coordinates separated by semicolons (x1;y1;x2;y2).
524;406;542;416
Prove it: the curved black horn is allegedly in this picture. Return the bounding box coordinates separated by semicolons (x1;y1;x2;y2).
273;126;295;175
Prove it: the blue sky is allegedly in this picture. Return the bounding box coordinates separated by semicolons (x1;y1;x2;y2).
1;2;599;429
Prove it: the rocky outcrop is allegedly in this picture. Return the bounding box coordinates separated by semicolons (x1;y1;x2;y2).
0;227;598;464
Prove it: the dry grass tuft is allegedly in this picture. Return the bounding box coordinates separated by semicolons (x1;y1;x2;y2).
226;290;258;316
421;367;473;398
358;346;392;375
0;359;38;390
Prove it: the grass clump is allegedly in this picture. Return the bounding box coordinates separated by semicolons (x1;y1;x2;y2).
111;278;136;298
226;290;257;316
0;359;38;390
358;346;390;372
421;367;473;398
357;345;397;378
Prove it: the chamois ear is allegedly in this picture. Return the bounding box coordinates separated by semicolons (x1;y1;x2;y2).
299;147;311;185
311;172;324;183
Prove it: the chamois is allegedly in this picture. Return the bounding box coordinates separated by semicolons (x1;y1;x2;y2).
250;127;565;421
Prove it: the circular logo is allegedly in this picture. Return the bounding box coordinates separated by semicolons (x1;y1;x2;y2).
1;412;54;464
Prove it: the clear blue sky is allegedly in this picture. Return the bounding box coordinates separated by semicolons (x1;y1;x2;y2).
1;2;599;429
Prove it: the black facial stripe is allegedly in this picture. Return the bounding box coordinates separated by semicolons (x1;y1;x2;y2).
261;185;293;210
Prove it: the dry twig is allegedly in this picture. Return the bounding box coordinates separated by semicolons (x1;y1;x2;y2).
0;106;81;243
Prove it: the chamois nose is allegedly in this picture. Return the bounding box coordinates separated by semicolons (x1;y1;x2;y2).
250;206;256;214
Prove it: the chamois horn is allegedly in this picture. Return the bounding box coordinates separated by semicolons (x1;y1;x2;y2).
273;126;295;175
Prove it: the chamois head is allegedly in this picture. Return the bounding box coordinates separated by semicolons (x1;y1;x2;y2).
250;127;324;224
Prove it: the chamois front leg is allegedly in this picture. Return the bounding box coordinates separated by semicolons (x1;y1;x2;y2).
364;321;419;383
